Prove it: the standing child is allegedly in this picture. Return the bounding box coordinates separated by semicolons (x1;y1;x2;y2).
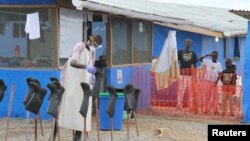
215;58;237;116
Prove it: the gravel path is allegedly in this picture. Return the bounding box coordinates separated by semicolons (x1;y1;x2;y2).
0;112;242;141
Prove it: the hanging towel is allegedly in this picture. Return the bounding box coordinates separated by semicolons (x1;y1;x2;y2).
151;31;180;90
25;12;40;39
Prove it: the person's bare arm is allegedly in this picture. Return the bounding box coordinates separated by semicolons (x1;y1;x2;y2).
70;59;87;69
215;72;222;84
199;54;210;62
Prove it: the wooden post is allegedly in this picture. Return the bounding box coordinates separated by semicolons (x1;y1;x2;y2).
126;111;130;141
126;111;139;140
95;98;100;141
48;118;61;141
34;116;38;141
110;118;113;141
38;113;44;136
48;119;55;141
83;118;87;141
56;119;61;141
133;111;139;137
4;84;15;141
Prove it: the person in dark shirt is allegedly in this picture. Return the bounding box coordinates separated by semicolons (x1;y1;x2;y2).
177;38;198;112
178;38;198;74
216;58;237;116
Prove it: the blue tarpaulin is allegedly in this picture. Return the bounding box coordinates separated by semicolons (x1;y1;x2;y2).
242;21;250;122
0;69;60;119
0;0;56;4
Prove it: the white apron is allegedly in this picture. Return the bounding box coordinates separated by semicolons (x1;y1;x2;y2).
58;48;93;131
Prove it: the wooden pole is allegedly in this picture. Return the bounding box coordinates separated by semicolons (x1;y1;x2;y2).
133;111;139;137
95;98;100;141
56;119;61;141
126;111;130;141
84;118;87;141
48;118;61;141
38;113;44;136
35;116;37;141
48;119;56;141
4;84;15;141
110;118;113;141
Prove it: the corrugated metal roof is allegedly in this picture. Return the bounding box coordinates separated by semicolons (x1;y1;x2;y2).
73;0;191;25
75;0;248;36
229;10;250;20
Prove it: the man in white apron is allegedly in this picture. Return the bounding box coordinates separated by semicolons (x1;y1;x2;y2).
58;35;102;141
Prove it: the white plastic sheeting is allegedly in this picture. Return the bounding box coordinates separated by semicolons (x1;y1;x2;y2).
153;31;178;73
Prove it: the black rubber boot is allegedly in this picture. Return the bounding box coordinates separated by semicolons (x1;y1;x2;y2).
74;130;82;141
25;82;47;115
0;79;7;102
49;77;59;83
47;83;59;118
52;80;64;104
124;84;135;112
50;77;65;93
106;85;118;118
92;68;103;98
79;82;92;118
23;77;40;106
50;77;65;104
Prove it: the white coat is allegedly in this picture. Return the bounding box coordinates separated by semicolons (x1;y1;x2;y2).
58;43;94;131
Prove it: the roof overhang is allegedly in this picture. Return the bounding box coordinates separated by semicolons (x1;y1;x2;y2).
72;0;192;25
229;10;250;20
155;22;224;38
71;0;246;38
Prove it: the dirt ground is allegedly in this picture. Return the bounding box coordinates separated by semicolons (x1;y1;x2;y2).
0;111;244;141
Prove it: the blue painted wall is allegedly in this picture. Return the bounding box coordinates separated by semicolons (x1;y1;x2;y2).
153;24;202;65
201;35;246;75
106;65;151;89
201;35;224;68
